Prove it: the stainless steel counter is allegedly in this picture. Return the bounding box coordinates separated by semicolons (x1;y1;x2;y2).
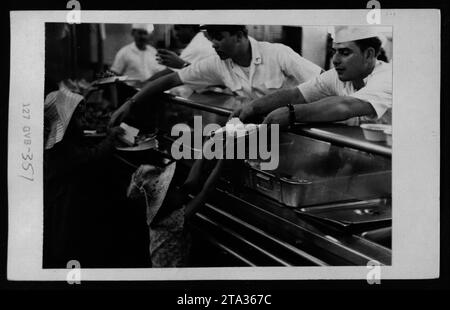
165;91;249;116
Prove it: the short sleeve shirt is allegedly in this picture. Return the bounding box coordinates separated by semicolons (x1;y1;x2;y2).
178;37;322;100
111;42;166;83
298;61;392;125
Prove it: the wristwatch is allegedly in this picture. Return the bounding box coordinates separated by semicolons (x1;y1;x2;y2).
286;103;296;129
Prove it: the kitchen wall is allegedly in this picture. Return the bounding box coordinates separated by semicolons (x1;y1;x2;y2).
247;25;283;42
301;27;329;69
246;25;329;69
381;32;393;61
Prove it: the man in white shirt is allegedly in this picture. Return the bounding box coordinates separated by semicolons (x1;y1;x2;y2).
151;24;218;96
156;24;216;69
232;26;392;128
110;25;322;125
111;24;166;87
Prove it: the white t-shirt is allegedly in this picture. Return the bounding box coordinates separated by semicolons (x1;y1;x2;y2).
298;61;392;125
178;37;322;99
240;66;251;79
111;42;166;85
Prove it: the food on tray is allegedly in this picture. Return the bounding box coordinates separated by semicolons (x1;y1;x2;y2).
210;118;258;140
119;122;140;146
135;132;157;145
116;122;157;150
227;117;244;127
115;132;158;151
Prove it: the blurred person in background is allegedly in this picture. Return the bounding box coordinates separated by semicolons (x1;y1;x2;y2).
150;24;219;96
156;24;216;69
111;23;166;88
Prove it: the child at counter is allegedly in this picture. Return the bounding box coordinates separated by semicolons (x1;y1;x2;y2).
126;141;226;267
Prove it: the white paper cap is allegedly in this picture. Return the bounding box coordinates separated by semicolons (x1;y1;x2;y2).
132;23;154;34
334;26;380;43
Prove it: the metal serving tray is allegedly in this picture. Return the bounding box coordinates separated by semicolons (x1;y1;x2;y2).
296;199;391;228
243;133;391;208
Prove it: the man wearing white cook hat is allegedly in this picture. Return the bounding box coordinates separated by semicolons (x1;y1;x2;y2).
232;25;392;127
111;23;166;87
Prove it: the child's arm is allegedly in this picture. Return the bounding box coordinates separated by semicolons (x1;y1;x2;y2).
184;159;225;220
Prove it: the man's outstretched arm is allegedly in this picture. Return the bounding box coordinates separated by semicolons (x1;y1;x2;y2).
295;96;375;123
109;72;183;126
263;95;376;128
230;87;307;122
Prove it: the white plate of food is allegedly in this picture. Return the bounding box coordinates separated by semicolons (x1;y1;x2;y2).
360;124;392;142
210;117;259;141
116;133;158;151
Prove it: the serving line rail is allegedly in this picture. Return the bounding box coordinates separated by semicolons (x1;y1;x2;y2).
200;185;391;266
294;125;392;157
163;92;392;157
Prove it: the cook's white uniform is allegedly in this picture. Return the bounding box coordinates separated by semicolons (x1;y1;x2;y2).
298;60;392;125
178;37;322;99
111;42;166;86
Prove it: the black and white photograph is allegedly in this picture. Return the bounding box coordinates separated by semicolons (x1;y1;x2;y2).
5;8;441;284
41;21;394;270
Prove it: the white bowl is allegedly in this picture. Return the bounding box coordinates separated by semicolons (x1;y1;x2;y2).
360;124;391;142
384;128;392;146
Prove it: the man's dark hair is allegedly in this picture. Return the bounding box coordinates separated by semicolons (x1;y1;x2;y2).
377;47;389;62
174;24;201;32
200;25;248;40
353;36;382;57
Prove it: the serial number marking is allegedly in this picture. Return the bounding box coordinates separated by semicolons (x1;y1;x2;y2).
19;104;34;182
177;294;271;307
221;294;272;305
22;102;31;119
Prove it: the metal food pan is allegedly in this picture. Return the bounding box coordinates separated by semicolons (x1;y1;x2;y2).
243;133;391;208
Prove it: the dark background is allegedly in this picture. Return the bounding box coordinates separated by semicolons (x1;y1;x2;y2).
0;0;449;296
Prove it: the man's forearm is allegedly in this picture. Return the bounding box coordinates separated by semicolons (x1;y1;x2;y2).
132;72;182;105
254;88;305;115
146;68;174;82
294;96;375;123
